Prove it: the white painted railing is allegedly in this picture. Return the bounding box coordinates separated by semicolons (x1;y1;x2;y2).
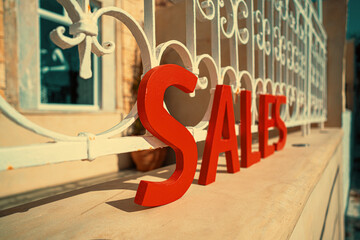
0;0;326;171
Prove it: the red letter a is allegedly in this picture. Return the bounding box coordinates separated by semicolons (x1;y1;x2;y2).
240;90;261;168
135;64;198;207
198;85;240;185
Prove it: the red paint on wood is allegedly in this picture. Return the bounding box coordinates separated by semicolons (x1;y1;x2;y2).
273;96;287;151
240;90;261;168
199;85;240;185
259;94;276;158
135;64;198;207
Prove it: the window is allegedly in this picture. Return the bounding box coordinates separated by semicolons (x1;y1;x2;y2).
38;0;99;110
14;1;116;111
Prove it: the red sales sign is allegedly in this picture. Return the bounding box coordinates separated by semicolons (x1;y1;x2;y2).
135;64;287;207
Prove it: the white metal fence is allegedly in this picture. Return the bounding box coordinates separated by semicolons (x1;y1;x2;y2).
0;0;327;171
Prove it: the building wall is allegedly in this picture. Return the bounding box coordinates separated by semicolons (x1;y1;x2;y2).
323;0;348;127
0;0;179;197
0;0;348;206
0;0;143;196
345;40;355;111
115;0;143;114
155;2;220;127
0;1;5;98
117;0;172;114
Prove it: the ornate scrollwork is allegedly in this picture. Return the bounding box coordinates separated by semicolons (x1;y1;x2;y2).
196;0;216;22
292;9;305;41
218;0;249;45
254;10;271;55
274;27;286;65
287;41;295;70
220;0;236;38
50;0;115;79
275;0;289;21
236;0;249;44
44;0;331;130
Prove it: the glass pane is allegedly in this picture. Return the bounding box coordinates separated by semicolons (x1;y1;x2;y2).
39;0;64;15
39;18;94;105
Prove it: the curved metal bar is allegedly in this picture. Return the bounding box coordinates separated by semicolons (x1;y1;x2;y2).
50;27;86;49
97;7;156;72
0;97;85;142
155;40;194;71
221;66;238;94
96;104;138;139
190;54;219;131
196;0;216;22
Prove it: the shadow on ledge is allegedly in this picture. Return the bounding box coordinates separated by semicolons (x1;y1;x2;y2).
0;166;178;217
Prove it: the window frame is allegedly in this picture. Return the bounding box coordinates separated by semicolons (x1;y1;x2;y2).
16;0;116;112
38;5;100;111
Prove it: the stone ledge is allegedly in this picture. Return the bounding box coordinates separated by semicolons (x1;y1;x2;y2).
0;128;343;239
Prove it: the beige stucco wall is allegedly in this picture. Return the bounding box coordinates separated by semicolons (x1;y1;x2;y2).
323;0;348;127
0;1;5;98
0;0;146;195
0;112;134;197
0;0;186;197
155;2;221;126
345;40;355;111
115;0;144;114
0;112;123;146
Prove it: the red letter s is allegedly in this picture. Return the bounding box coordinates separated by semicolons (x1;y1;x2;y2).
135;64;198;207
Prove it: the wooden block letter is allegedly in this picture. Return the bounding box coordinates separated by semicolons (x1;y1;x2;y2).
240;90;261;168
273;95;287;151
259;94;276;158
135;64;198;207
198;85;240;185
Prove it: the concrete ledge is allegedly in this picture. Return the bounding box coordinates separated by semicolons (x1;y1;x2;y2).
0;129;343;239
